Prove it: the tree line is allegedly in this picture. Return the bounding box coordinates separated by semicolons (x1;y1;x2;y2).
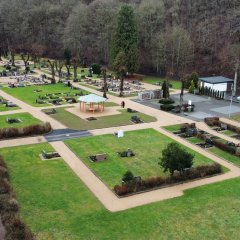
0;0;239;79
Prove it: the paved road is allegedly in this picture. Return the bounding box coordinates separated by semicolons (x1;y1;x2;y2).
44;128;92;142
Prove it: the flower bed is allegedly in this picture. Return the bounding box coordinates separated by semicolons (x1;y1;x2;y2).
114;163;222;196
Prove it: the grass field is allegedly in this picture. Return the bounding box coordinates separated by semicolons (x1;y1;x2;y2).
0;97;20;112
231;114;240;122
43;108;156;130
0;112;41;128
0;143;239;239
142;76;182;89
2;83;89;107
65;129;214;188
164;124;240;167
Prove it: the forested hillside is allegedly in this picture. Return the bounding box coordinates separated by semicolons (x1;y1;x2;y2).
0;0;239;78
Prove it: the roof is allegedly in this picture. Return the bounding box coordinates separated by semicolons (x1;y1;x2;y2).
78;94;107;103
199;76;233;84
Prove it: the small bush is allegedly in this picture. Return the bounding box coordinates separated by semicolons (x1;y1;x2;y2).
160;104;175;112
113;185;133;196
91;63;101;75
204;117;220;127
159;98;175;104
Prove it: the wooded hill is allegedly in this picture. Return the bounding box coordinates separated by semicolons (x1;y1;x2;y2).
0;0;239;78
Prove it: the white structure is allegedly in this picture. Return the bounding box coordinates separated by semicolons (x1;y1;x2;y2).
78;94;107;113
117;130;124;138
199;76;233;92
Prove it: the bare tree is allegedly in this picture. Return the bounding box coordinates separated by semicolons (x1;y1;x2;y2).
48;60;56;84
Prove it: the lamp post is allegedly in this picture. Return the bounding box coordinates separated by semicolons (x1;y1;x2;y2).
229;83;234;118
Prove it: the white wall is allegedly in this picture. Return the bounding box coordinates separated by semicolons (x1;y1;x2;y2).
201;82;227;91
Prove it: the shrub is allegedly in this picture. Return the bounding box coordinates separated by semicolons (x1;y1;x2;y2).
122;171;134;183
113;185;133;196
160;104;175;111
204;117;220;127
0;122;52;139
91;63;101;75
159;98;175;104
159;142;194;176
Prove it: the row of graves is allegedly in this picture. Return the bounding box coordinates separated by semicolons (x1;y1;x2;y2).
81;77;146;96
8;75;48;88
0;97;18;109
37;88;86;106
173;122;240;157
204;117;240;140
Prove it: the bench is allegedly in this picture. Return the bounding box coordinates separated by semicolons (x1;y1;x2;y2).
89;153;107;162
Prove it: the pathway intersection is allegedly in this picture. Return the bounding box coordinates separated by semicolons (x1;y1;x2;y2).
0;71;240;212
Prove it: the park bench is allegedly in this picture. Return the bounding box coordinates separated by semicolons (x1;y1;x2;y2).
41;150;60;159
88;153;107;162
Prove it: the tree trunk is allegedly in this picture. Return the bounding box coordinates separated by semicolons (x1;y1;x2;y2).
180;79;184;106
119;75;124;97
66;65;71;77
102;68;107;98
233;64;238;95
11;51;15;66
48;60;56;84
73;64;77;81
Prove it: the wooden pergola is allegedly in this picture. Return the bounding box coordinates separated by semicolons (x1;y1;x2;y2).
78;94;107;113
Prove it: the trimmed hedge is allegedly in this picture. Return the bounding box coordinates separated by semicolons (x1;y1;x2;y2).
0;155;35;239
0;122;52;139
159;98;175;104
114;163;222;196
160;104;175;112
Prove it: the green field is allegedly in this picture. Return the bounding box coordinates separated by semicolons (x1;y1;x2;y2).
0;112;41;128
65;129;214;188
43;108;156;130
0;97;20;112
142;76;182;89
0;143;239;239
2;83;89;107
164;124;240;167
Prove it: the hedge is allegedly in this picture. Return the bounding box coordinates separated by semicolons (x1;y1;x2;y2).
0;155;35;239
159;98;175;104
114;163;222;196
0;122;52;139
160;104;175;112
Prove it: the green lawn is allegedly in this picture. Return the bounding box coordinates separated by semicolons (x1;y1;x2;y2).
231;114;240;122
65;129;214;188
2;83;89;107
0;97;20;112
209;147;240;167
0;112;41;128
163;124;240;166
221;129;235;136
43;108;156;130
163;124;182;132
142;76;182;89
0;143;239;239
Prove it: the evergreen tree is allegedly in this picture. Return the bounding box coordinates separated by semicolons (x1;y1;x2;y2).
162;80;169;98
110;5;139;74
